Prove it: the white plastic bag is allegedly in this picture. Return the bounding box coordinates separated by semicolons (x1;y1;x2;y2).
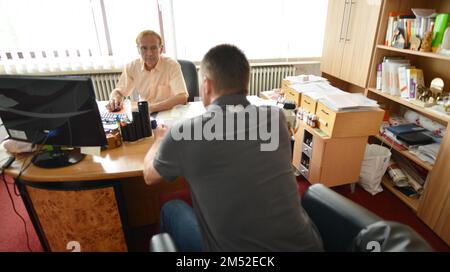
359;144;391;195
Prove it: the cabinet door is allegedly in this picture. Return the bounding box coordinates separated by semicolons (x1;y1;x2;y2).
320;0;348;77
340;0;382;87
418;127;450;245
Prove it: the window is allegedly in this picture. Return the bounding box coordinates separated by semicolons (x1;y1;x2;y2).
0;0;328;74
103;0;160;61
0;0;101;73
168;0;328;61
0;0;160;74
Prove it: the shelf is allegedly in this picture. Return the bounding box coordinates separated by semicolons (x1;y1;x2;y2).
377;45;450;62
367;88;450;124
382;176;420;213
374;135;433;172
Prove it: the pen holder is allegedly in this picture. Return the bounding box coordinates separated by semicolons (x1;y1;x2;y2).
138;101;152;137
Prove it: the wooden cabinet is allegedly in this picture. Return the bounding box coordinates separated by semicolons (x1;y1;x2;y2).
321;0;382;88
366;0;450;245
292;121;368;187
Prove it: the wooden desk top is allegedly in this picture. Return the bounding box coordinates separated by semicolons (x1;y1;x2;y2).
4;101;205;183
5;136;154;182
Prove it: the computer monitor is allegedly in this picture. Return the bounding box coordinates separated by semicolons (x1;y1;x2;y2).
0;75;107;168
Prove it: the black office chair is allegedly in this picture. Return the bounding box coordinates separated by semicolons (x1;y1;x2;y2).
178;59;199;102
150;184;432;252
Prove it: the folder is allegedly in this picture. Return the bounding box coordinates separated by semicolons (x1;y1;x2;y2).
386;123;425;136
396;131;434;145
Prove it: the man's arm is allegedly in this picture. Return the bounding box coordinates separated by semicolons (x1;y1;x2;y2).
107;64;135;111
149;92;188;113
143;124;170;186
143;137;165;186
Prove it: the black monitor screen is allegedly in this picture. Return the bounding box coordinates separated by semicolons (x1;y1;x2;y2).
0;76;107;148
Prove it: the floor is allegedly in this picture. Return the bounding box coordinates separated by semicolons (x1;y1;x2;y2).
1;174;449;252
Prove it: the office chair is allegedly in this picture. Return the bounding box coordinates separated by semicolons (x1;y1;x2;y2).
178;59;199;102
150;184;432;252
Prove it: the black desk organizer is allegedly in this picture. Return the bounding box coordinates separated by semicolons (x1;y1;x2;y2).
120;101;152;142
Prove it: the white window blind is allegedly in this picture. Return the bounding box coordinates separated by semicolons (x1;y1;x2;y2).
169;0;328;62
0;0;160;74
0;0;101;74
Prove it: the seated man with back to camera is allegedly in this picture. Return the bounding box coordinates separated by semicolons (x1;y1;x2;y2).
107;30;188;113
143;44;323;252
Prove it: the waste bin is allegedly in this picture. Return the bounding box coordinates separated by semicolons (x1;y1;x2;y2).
359;144;392;195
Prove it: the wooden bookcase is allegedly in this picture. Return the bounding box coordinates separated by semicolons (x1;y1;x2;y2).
366;0;450;244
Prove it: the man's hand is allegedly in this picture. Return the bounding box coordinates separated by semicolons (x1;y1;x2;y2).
153;124;169;141
106;95;123;112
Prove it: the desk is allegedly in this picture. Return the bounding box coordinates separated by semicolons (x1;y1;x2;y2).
3;103;197;252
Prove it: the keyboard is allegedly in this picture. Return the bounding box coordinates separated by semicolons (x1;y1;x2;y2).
101;111;126;125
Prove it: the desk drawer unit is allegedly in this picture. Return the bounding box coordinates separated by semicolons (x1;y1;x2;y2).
283;86;302;106
315;102;384;138
300;94;318;114
302;143;313;158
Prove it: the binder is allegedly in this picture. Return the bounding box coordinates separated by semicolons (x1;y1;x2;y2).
386;123;425;136
396;131;433;145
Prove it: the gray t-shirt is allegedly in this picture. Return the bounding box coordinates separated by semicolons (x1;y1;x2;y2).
154;94;323;251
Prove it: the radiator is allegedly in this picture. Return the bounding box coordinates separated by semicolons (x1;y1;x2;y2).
90;73;121;101
248;65;296;96
87;64;296;100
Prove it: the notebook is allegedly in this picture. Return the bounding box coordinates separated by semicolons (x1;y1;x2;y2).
386;123;425;136
396;131;434;145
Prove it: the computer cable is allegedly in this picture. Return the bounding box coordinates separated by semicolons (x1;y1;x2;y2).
1;157;33;252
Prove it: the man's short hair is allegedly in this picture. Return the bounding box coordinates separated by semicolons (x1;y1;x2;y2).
201;44;250;95
135;30;163;46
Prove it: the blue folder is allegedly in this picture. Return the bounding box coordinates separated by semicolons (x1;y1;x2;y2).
386;123;425;136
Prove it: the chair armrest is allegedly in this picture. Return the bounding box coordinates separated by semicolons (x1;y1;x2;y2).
150;233;178;252
302;184;381;251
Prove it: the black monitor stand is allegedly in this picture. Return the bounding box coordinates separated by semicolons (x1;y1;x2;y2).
31;147;85;168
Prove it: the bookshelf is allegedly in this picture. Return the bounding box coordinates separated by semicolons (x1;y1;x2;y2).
374;134;433;172
376;45;450;62
381;176;420;212
366;88;450;124
366;0;450;244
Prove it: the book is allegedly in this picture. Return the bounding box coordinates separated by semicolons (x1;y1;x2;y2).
397;131;434;146
386;123;425;136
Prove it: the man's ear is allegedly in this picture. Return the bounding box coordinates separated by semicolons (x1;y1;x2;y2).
204;78;213;95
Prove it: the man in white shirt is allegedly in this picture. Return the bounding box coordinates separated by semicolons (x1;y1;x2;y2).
107;30;188;113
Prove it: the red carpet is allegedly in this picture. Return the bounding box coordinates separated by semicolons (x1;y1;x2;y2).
1;174;449;252
0;175;43;252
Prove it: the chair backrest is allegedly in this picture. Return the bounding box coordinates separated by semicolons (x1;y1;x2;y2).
178;59;199;102
302;184;432;252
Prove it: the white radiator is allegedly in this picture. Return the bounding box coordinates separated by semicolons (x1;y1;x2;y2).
249;65;296;96
86;64;295;100
90;73;121;101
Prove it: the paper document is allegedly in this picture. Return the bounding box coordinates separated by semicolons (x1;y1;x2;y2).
247;96;278;107
80;146;101;156
284;75;328;84
319;93;379;112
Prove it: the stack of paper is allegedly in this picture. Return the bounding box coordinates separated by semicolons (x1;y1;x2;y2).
284;75;328;84
319;93;379;112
